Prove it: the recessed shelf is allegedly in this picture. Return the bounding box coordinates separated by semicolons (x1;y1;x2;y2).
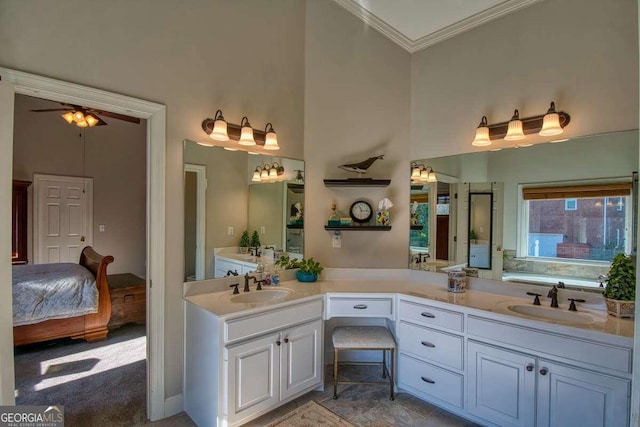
410;225;424;230
323;178;391;187
324;225;392;231
287;224;304;229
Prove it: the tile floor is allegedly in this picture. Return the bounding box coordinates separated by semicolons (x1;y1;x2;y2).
242;364;480;427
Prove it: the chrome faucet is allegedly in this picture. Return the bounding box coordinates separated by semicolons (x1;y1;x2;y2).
547;285;559;308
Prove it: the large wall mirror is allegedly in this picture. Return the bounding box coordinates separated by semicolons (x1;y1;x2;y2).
410;130;638;289
184;140;304;281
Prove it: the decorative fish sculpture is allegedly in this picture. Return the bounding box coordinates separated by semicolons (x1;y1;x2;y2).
338;155;384;174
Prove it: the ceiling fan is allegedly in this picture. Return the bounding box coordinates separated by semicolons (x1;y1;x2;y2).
30;103;141;128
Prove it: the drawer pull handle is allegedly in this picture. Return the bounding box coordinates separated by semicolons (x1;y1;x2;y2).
539;367;548;376
421;341;436;348
421;376;435;384
420;312;436;318
353;304;368;310
526;364;534;372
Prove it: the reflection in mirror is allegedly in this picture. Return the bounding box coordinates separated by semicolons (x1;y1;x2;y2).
184;140;304;281
410;130;638;290
468;192;493;269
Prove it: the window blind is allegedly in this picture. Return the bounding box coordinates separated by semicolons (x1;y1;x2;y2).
522;183;632;200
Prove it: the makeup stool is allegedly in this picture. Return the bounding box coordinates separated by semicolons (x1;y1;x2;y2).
332;326;396;400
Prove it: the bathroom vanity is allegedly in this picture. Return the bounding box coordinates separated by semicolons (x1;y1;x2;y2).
183;272;633;427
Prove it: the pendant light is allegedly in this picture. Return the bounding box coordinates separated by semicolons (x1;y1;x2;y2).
209;110;229;141
263;123;280;150
239;117;256;146
539;102;563;136
504;109;525;141
471;116;491;146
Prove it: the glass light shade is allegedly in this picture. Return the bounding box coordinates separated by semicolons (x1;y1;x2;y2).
239;125;256;146
269;167;278;178
504;111;525;141
263;130;279;150
210;119;229;141
411;167;421;179
260;168;269;179
76;120;88;128
427;171;437;182
472;126;491;146
73;111;85;123
85;114;99;127
252;170;261;182
62;112;75;124
419;169;429;181
539;112;563;136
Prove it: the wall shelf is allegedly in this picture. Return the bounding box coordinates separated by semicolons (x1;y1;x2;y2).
323;178;391;187
324;225;391;231
287;224;304;229
410;225;424;230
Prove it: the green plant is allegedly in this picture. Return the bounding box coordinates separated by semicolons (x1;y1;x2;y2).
604;253;636;301
250;230;261;248
298;258;323;275
275;255;301;270
239;230;250;248
469;229;478;240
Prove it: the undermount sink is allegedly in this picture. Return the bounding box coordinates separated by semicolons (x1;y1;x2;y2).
506;304;594;324
230;288;293;304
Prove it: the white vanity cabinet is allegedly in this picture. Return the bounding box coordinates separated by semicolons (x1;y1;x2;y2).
214;256;257;278
184;298;323;427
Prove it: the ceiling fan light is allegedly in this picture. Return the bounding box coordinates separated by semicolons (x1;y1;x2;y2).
73;110;85;123
539;102;563;136
76;120;89;128
210;110;229;141
239;117;256;146
85;114;100;127
61;112;75;124
263;123;279;150
504;109;525;141
472;116;491;146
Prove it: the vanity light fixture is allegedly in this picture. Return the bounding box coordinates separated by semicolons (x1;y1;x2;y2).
252;167;262;182
410;163;436;182
202;111;281;149
260;166;269;180
471;102;570;147
504;110;525;141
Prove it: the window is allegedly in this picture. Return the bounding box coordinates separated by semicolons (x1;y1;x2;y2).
522;183;632;262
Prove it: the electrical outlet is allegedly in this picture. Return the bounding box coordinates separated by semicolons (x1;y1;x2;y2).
227;226;234;236
332;232;342;248
99;224;105;232
260;226;266;235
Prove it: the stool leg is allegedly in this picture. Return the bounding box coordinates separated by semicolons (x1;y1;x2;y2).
389;348;395;401
382;349;387;379
333;348;339;400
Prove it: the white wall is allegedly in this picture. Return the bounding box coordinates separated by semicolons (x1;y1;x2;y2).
13;95;146;275
304;0;412;268
411;0;639;160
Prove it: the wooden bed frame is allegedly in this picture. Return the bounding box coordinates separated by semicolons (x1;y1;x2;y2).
13;246;115;346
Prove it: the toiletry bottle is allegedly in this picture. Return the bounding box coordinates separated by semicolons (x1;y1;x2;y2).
272;265;281;286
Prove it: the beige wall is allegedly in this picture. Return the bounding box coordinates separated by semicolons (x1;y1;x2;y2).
0;0;305;399
304;0;412;268
12;94;146;276
411;0;639;160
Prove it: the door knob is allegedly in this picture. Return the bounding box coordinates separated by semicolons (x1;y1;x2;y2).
80;236;85;242
526;364;534;372
284;338;289;343
276;340;281;346
539;367;548;376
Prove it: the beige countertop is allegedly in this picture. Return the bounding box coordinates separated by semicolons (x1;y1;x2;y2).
184;276;635;343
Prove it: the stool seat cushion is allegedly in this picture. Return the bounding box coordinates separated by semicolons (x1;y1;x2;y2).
332;326;396;349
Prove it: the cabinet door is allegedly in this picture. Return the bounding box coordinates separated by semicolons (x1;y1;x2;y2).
467;341;536;427
537;359;630;427
227;332;280;425
280;319;322;400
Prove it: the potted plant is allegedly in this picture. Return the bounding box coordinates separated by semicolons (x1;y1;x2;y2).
469;229;478;244
603;253;636;318
239;230;250;254
250;230;261;250
295;258;323;283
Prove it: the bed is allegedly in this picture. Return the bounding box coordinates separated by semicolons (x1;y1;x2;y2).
12;246;114;346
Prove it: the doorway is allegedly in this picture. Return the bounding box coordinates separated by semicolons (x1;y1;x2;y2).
184;164;206;281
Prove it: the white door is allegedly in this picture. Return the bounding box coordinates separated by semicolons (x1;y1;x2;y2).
537;359;630;427
467;341;536;427
33;174;93;263
280;319;322;400
227;332;280;425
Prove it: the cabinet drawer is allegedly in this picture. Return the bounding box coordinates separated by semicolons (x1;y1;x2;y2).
225;299;323;343
398;354;463;408
111;288;145;305
399;300;463;332
468;315;632;374
327;296;393;318
399;321;463;370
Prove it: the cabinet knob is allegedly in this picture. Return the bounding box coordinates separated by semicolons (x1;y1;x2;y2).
284;338;289;343
276;340;281;346
420;341;436;348
353;304;368;310
526;364;534;372
421;376;435;384
539;367;548;376
420;312;435;318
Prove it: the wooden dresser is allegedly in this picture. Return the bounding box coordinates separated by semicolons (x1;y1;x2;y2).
107;273;146;329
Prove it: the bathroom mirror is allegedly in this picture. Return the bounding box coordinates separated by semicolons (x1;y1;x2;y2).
409;129;638;289
184;140;304;281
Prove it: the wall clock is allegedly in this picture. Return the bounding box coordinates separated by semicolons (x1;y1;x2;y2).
349;200;373;224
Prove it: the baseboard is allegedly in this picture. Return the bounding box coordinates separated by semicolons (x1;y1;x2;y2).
164;393;183;418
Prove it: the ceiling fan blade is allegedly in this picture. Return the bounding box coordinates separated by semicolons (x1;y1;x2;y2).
29;108;73;112
91;110;141;124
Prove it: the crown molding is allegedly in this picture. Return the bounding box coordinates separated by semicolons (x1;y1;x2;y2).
332;0;543;53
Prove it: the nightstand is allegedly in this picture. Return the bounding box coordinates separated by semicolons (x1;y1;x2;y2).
107;273;146;329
